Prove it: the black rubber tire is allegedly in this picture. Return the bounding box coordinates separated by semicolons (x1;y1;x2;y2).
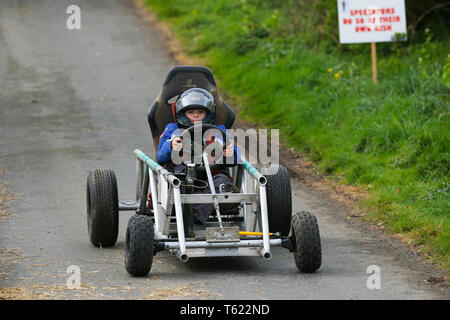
87;168;119;248
291;211;322;273
125;214;154;277
263;165;292;236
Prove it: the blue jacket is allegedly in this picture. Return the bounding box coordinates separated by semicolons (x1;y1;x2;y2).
157;123;240;164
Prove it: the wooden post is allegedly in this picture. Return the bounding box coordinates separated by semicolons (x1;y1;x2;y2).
371;42;378;84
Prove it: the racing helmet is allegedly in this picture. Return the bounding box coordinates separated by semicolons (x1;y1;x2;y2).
175;88;215;128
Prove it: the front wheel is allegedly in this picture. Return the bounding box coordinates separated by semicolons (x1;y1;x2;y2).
291;211;322;273
125;214;154;277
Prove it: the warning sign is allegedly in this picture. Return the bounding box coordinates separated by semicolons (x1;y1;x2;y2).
338;0;407;44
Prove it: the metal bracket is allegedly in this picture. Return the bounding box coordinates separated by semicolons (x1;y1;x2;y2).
206;226;240;243
281;236;296;253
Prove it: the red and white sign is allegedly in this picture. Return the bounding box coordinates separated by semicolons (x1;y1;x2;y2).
337;0;407;43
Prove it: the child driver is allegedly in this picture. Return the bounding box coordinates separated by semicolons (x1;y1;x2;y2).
156;88;239;230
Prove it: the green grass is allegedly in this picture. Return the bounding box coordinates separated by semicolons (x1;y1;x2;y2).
145;0;450;273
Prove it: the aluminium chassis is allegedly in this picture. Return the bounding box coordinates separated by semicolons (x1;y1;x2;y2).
119;149;293;263
87;148;321;276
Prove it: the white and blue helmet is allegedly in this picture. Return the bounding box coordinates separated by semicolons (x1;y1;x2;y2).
175;88;215;128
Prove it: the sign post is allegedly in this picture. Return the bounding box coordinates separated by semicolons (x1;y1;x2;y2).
337;0;407;83
371;42;377;83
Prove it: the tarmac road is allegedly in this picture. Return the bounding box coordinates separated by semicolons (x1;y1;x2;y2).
0;0;448;300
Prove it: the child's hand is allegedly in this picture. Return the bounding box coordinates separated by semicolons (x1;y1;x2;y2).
224;142;234;157
171;137;183;151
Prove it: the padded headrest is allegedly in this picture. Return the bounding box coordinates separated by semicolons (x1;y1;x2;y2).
147;66;235;155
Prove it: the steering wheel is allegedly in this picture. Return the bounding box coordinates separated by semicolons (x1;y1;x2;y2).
177;123;230;169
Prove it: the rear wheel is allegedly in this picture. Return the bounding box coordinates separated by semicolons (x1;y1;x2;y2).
125;214;154;277
87;168;119;247
263;165;292;236
291;211;322;273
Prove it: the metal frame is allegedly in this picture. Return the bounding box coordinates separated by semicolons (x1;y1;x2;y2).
117;148;288;262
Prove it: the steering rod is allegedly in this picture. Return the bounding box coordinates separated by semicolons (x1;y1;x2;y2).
202;151;224;233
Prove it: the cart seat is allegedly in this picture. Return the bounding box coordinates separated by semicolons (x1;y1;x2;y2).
147;66;235;156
